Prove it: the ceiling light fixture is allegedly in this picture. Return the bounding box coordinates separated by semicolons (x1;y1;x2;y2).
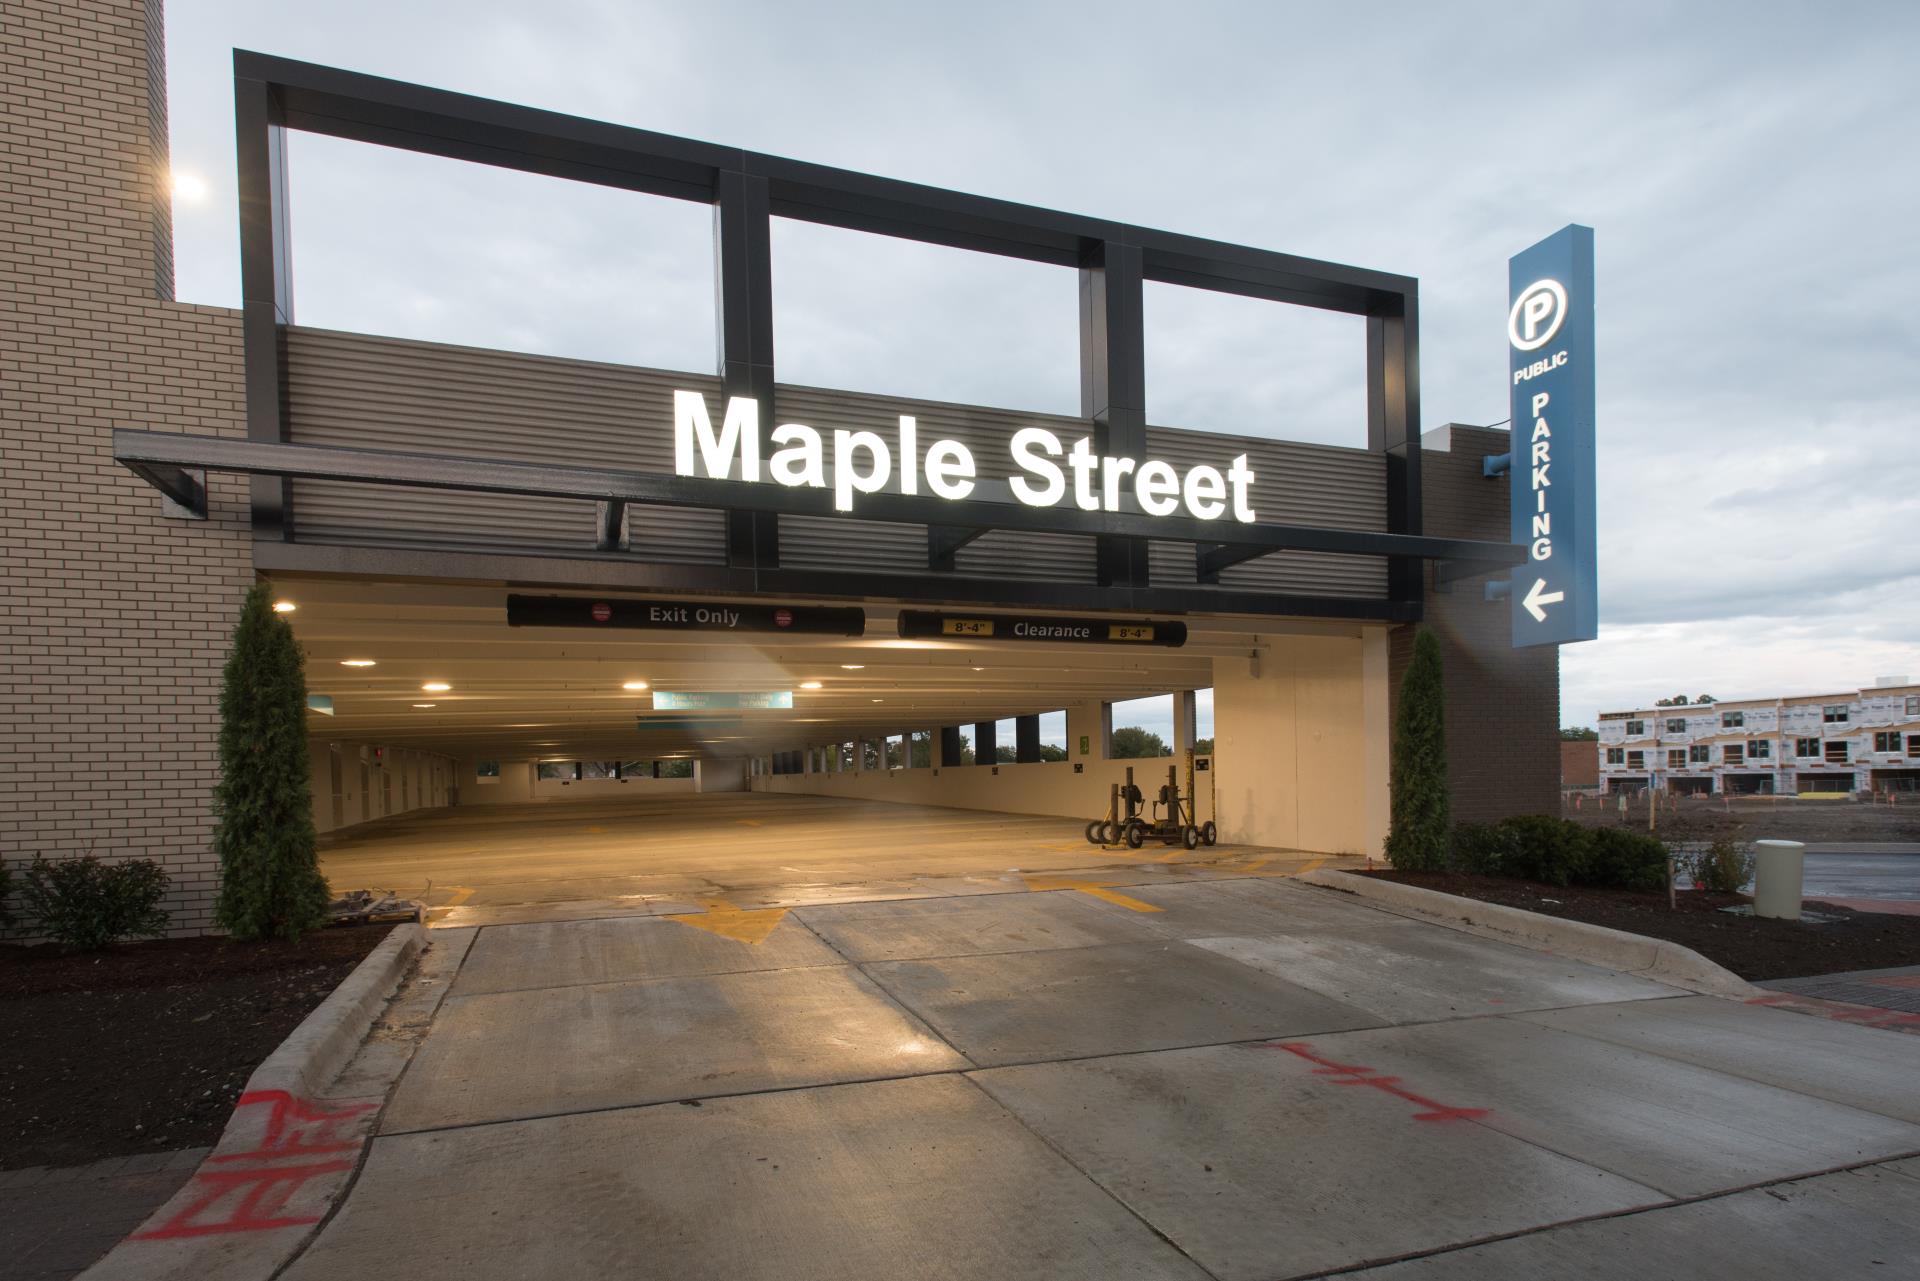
340;659;376;668
841;664;865;670
622;680;649;691
272;600;296;613
412;703;436;709
421;681;451;692
871;698;884;703
799;681;823;690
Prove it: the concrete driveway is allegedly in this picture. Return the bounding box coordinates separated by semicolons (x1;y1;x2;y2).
280;870;1920;1279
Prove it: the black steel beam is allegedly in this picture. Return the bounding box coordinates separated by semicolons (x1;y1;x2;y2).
715;169;778;568
113;430;1521;568
1368;303;1423;603
234;70;293;541
1194;542;1269;583
229;52;1415;310
594;499;625;552
927;524;988;572
125;460;207;518
1083;241;1149;588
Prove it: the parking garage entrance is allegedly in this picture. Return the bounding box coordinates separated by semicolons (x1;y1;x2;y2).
290;576;1391;916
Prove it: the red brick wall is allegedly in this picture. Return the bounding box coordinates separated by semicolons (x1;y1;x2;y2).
1390;427;1562;824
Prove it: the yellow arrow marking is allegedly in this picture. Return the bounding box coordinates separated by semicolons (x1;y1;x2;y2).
1296;857;1326;876
1022;875;1162;913
442;886;475;907
584;825;608;834
667;898;790;944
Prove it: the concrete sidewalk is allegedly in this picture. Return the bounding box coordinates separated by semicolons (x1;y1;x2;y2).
270;874;1920;1279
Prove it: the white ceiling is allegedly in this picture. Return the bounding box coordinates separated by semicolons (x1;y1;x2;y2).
276;575;1360;761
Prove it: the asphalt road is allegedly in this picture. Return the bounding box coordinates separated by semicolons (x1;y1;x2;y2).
1803;853;1920;902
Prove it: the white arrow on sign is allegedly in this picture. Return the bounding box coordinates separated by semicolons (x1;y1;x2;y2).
1522;577;1565;623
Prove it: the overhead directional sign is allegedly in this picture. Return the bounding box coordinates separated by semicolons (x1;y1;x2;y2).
507;595;864;636
1507;225;1597;647
897;610;1187;648
652;691;794;711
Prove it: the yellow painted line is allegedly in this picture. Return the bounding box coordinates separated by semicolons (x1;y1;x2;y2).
1022;874;1162;913
736;818;766;828
442;886;476;907
1296;857;1326;876
666;897;790;944
584;825;608;834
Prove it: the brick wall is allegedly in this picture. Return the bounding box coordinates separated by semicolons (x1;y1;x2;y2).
1390;426;1562;824
1;0;252;933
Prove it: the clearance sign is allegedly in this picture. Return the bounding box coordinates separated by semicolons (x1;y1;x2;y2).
1507;225;1597;648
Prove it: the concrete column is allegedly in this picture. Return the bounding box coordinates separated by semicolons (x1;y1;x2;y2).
1015;715;1041;764
1361;628;1391;859
1065;701;1105;762
1173;690;1197;755
1212;634;1375;855
694;759;706;791
939;726;963;768
974;720;997;766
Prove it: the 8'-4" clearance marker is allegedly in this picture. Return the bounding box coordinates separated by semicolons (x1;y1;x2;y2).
897;610;1187;648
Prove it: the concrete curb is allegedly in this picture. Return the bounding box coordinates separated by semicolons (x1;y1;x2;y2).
1296;869;1763;999
242;923;425;1103
78;923;426;1281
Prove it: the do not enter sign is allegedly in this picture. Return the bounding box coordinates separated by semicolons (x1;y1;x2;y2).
775;609;792;628
591;602;612;623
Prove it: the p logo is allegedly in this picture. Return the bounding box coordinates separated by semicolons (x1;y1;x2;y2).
1508;278;1568;352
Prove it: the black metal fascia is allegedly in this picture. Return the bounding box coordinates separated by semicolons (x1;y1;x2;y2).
228;51;1417;313
113;429;1524;569
252;540;1419;624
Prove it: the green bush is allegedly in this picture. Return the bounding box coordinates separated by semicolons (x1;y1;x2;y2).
1449;822;1520;875
1685;839;1754;894
213;584;331;940
1498;814;1593;886
23;855;170;949
1586;827;1670;892
1449;817;1670;891
1386;630;1450;870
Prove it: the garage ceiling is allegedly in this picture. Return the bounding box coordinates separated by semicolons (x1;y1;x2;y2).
275;576;1363;761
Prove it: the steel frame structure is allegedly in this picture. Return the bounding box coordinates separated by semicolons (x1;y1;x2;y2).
116;51;1523;621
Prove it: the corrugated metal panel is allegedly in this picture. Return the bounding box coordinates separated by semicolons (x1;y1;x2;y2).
281;330;1386;597
1144;425;1387;597
283;327;727;563
769;384;1098;580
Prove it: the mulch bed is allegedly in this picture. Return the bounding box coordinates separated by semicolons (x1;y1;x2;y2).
0;925;392;1170
1364;871;1920;983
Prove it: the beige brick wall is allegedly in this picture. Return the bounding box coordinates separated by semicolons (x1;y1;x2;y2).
1;0;252;933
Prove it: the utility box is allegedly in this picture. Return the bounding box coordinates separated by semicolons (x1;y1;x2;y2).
1752;840;1806;920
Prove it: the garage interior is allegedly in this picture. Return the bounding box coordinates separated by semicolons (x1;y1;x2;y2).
282;575;1385;917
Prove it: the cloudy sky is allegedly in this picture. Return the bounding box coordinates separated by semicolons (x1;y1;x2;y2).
160;1;1919;728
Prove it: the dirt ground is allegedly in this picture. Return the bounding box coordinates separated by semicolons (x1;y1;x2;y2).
1564;793;1920;842
0;926;391;1169
1366;870;1920;982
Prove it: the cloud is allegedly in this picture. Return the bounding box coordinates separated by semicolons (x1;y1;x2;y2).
162;0;1920;725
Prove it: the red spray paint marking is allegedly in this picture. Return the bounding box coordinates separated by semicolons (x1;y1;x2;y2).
132;1092;378;1240
1746;994;1920;1030
206;1091;378;1163
1266;1041;1491;1123
132;1160;354;1239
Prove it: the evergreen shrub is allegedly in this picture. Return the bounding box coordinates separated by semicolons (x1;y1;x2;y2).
1386;630;1449;870
213;584;332;940
23;854;170;949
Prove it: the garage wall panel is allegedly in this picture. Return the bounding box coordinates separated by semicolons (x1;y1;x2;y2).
281;330;1389;598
